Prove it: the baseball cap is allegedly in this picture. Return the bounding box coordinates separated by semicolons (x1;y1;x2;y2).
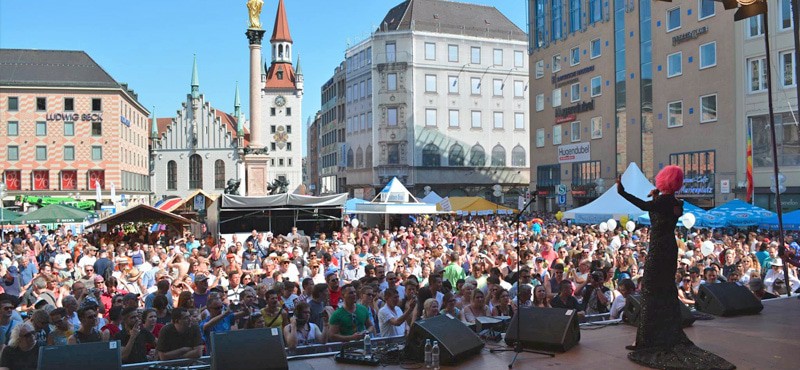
680;258;691;265
195;274;209;282
324;267;339;278
93;275;105;283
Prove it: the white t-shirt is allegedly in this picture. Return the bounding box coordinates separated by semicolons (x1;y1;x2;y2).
609;294;627;320
378;304;406;338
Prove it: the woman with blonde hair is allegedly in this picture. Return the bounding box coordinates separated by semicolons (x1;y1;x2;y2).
462;289;490;324
421;298;439;319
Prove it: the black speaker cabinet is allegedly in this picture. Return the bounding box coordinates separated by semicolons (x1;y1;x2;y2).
404;314;484;365
623;294;695;328
696;282;763;316
504;307;580;352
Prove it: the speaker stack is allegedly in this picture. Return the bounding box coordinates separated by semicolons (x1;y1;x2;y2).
405;315;485;365
695;282;763;316
623;294;696;327
504;307;580;352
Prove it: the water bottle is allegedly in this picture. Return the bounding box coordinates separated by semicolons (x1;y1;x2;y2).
431;341;440;370
424;339;432;368
363;333;372;358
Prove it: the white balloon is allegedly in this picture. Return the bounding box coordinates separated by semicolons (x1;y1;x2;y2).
599;222;608;232
607;219;618;231
625;220;636;232
682;213;696;229
701;240;714;257
350;218;360;228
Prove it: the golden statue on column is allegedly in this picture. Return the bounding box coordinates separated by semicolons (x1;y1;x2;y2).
246;0;263;29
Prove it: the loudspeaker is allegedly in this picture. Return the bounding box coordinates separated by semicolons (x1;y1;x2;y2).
405;314;484;365
696;282;763;316
622;294;695;327
504;307;580;352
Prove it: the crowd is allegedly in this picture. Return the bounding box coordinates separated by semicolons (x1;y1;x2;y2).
0;213;799;369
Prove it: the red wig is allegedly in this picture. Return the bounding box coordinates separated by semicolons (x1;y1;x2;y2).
655;165;684;194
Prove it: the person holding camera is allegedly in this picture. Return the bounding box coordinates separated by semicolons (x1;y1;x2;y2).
581;270;612;315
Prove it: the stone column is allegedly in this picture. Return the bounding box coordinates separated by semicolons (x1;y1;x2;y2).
244;29;269;196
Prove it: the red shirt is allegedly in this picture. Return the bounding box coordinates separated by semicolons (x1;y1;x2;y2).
328;288;342;309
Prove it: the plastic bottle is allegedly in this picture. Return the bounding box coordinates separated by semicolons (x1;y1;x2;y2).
431;341;440;370
424;338;432;368
364;333;372;358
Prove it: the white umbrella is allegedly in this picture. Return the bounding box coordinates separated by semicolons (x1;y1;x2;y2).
95;180;102;203
110;182;116;204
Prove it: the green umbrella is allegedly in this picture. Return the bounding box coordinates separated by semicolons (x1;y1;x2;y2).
17;204;95;225
0;209;22;225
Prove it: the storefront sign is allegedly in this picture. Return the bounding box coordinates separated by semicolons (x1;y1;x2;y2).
46;112;103;122
555;100;595;118
551;65;595;85
720;179;730;194
677;174;715;195
558;142;591;163
555;114;576;124
672;26;708;46
120;115;131;127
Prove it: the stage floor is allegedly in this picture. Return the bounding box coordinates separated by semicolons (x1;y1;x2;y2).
294;296;799;370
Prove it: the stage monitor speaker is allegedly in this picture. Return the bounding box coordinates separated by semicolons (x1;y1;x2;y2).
504;307;580;352
622;294;695;328
696;282;763;316
405;314;484;365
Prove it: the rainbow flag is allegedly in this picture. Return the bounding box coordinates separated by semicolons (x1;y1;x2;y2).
746;122;754;202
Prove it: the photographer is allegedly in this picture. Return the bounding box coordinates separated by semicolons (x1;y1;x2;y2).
581;270;612;315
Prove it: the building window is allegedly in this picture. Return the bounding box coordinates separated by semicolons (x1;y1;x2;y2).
448;44;458;62
536;129;545;147
493;49;503;65
536;94;545;111
552;88;562;107
515;112;525;130
590;39;601;59
571;121;581;142
7;97;18;111
92;146;103;160
534;0;546;48
36;97;46;111
588;116;603;139
491;145;506;166
471;111;481;128
347;149;354;168
750;111;800;167
286;125;292;133
552;54;561;72
553;124;562;145
589;0;602;24
699;42;717;69
537;164;561;187
449;144;464;166
493;112;504;129
511;145;526;166
668;101;683;128
64;98;74;111
449;109;459;127
591;76;602;97
422;143;441;166
667;52;682;77
366;145;373;167
270;107;276;116
189;154;202;189
387;73;398;91
271;125;277;134
32;170;50;190
64;121;74;136
748;57;767;92
667;8;681;32
167;161;177;190
287;142;292;151
92;121;102;136
493;79;503;96
514;81;525;98
278;158;284;166
92;98;102;111
360;81;366;99
356;148;364;168
64;146;75;161
780;0;793;30
570;47;580;66
469;145;486;167
535;60;544;79
386;42;396;62
448;76;458;93
36;145;47;161
569;0;582;33
7;121;18;136
387;107;398;126
387;144;400;164
36;121;47;136
669;151;715;190
471;77;481;95
748;16;764;37
286;107;292;116
7;146;18;161
471;47;481;64
425;74;437;92
781;51;795;87
552;0;563;41
700;94;717;123
514;50;524;68
699;0;715;20
60;170;77;190
426;109;437;126
572;160;601;186
425;42;436;60
570;83;580;102
271;143;277;151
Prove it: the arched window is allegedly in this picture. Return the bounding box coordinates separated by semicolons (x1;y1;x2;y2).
167;161;177;190
448;144;464;166
356;147;364;168
422;143;441;167
214;160;225;189
347;148;354;168
512;145;526;166
469;145;485;167
365;145;373;168
491;145;506;166
189;154;203;189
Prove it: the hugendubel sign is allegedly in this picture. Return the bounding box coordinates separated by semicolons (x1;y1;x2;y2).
557;142;590;163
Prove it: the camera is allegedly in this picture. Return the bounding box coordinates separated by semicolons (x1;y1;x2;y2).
591;271;605;282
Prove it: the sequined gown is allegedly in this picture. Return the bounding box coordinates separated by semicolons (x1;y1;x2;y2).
618;186;735;370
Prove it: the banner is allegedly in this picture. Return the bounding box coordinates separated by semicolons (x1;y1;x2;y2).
557;142;591;163
746;122;754;202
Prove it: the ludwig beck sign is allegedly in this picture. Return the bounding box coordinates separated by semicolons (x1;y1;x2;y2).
557;142;590;163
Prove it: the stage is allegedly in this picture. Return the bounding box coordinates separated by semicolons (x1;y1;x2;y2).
290;297;798;370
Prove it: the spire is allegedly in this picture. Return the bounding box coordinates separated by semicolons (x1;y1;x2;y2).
270;0;292;43
150;107;158;139
190;54;200;99
234;82;241;117
261;59;267;75
295;55;302;75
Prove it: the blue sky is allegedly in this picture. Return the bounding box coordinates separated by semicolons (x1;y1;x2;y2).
0;0;527;151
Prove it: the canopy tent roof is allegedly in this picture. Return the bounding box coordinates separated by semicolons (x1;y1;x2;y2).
0;209;23;225
154;197;183;212
637;200;718;228
708;199;775;227
219;193;347;210
444;197;517;215
161;190;218;214
354;177;441;214
760;209;800;230
88;204;195;229
18;204;94;225
345;198;370;213
421;191;443;205
563;162;654;224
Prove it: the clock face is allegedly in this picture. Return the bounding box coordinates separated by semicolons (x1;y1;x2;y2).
275;95;286;107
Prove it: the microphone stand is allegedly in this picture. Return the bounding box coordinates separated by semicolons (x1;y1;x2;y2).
490;192;554;368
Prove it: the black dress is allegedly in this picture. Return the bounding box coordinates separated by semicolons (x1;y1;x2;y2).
618;185;735;370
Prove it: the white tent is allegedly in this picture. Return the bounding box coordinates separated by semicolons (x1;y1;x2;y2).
421;191;443;205
354;177;440;214
563;162;654;224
